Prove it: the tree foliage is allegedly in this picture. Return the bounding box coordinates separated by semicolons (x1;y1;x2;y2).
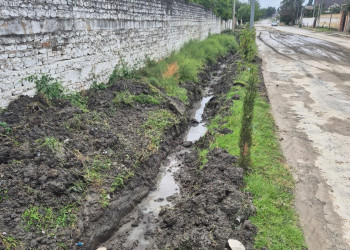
280;0;303;25
187;0;274;22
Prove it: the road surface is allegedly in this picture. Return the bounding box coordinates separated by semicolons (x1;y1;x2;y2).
256;20;350;250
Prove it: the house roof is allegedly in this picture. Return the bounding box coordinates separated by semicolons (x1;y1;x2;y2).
316;0;346;9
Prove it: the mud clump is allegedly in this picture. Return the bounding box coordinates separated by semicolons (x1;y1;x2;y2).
155;148;257;249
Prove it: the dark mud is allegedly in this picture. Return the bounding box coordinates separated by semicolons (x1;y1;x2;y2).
155;147;257;249
0;53;257;249
0;77;200;249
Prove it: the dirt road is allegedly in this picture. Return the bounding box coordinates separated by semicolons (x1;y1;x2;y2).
256;20;350;249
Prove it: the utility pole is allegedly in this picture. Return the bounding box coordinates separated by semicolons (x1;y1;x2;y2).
329;6;333;28
233;0;236;31
250;0;255;29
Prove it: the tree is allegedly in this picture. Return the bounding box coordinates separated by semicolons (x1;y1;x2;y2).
237;1;262;23
265;7;276;17
280;0;303;25
307;0;313;6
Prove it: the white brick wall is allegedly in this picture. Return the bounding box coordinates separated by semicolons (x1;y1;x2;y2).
0;0;231;108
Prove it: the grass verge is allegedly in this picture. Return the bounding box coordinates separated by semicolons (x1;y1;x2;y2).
207;69;306;248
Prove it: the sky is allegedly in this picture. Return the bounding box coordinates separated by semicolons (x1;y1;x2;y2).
258;0;307;9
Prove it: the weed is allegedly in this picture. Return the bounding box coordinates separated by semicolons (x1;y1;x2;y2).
84;168;102;186
57;242;68;250
142;110;178;151
25;74;88;111
70;181;88;193
64;92;88;113
90;81;107;90
0;122;11;134
109;58;140;83
133;94;161;105
113;91;135;106
100;189;110;207
0;188;9;203
22;204;77;234
0;234;22;249
9;159;22;165
198;149;209;170
25;74;64;100
110;171;135;192
37;137;63;153
91;156;112;171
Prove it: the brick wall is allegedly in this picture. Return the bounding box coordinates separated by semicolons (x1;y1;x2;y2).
0;0;231;107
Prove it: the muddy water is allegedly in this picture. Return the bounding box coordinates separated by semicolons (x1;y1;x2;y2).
100;64;226;249
186;91;213;142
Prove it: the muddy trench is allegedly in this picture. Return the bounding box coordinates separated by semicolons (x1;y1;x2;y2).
0;53;256;250
94;56;256;249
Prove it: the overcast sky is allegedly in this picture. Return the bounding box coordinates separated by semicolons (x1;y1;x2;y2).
259;0;282;8
258;0;307;8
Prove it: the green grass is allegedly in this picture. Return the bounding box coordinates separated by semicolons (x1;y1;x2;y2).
208;86;306;249
137;34;238;103
22;204;77;234
0;234;22;250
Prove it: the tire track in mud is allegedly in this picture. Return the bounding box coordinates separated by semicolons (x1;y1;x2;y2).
258;30;349;75
257;25;350;250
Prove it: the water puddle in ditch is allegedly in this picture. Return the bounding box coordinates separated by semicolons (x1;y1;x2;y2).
100;64;226;249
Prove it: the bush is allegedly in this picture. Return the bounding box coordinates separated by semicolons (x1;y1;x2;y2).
239;28;257;62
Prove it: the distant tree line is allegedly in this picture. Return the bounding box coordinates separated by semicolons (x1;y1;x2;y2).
187;0;276;22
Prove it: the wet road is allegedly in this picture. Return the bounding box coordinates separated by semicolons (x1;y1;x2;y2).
256;20;350;249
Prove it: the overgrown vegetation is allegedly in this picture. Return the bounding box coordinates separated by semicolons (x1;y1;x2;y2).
136;34;238;103
22;204;77;234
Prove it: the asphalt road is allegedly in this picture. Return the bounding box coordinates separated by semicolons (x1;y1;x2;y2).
256;20;350;250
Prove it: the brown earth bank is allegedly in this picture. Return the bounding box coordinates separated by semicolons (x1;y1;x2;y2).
0;53;257;249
